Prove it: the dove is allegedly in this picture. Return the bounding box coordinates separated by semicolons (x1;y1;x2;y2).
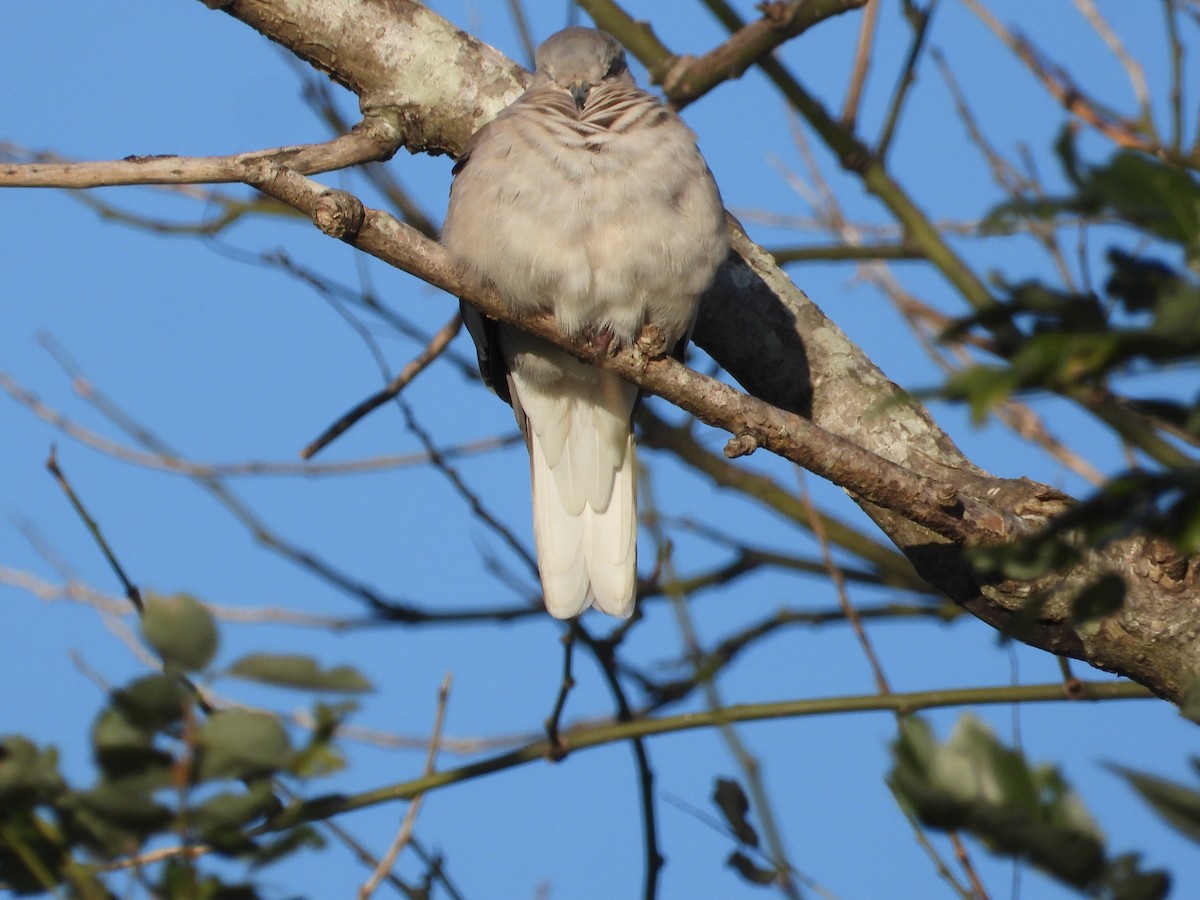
442;27;727;618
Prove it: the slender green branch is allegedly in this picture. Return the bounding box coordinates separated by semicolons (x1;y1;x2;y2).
273;679;1151;828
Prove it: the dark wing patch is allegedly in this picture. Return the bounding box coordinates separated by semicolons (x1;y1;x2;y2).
459;297;513;407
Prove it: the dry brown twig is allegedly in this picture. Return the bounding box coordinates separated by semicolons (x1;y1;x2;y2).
0;117;402;188
841;0;881;129
302;314;463;459
358;673;452;900
960;0;1173;157
1;370;515;477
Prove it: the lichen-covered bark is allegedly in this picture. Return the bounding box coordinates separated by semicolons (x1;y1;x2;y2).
210;0;527;155
200;0;1200;704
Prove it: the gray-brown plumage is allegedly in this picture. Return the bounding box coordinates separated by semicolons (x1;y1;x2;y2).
442;27;727;618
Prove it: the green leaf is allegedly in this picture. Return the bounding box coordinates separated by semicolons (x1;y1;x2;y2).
1070;573;1126;626
968;532;1077;581
112;674;189;732
0;811;67;894
940;366;1018;424
1100;853;1172;900
74;782;172;835
712;777;759;848
249;825;325;869
1111;763;1200;845
91;708;173;779
141;592;218;672
157;858;264;899
196;710;291;781
1085;151;1200;258
60;772;174;858
0;737;65;808
288;701;355;779
890;715;1167;894
191;781;280;850
226;654;373;694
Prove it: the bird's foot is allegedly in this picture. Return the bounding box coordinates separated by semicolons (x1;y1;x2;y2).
583;325;620;359
635;322;670;358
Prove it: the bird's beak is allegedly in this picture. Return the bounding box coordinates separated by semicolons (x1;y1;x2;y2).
568;81;590;109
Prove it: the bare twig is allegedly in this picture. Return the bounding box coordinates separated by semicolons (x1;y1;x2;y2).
0;116;401;188
1072;0;1152;125
302;680;1151;825
45;447;143;613
643;472;803;899
570;619;663;900
796;472;890;694
36;335;492;623
303;314;463;459
1163;0;1186;152
395;396;540;576
358;673;453;900
506;0;538;67
2;369;514;476
876;0;938;159
959;0;1179;159
841;0;881;130
544;627;577;759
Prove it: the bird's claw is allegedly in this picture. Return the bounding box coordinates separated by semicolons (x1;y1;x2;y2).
635;323;670;358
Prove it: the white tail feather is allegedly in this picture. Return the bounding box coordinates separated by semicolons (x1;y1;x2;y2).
515;366;638;618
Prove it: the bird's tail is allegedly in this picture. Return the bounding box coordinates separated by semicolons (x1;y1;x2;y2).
513;367;639;618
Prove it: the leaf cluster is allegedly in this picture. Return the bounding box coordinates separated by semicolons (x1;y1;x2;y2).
0;594;372;897
890;715;1170;899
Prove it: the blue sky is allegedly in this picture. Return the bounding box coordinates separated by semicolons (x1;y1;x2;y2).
3;2;1198;898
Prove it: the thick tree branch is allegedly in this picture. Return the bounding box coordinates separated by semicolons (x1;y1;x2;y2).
244;162;1011;544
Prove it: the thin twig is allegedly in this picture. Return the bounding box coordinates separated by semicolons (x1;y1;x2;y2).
37;335;442;621
2;368;514;476
359;673;453;900
395;396;539;575
0;116;401;188
1072;0;1152;126
506;0;538;67
299;680;1152;826
544;627;577;759
643;471;803;900
45;447;143;613
797;472;890;694
1163;0;1186;152
302;314;462;459
876;0;938;159
840;0;881;130
948;833;991;899
571;621;664;900
959;0;1174;158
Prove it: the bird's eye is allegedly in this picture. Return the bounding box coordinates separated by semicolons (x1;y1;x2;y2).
604;55;626;78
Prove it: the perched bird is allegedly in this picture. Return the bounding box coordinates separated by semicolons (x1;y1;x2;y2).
442;27;727;618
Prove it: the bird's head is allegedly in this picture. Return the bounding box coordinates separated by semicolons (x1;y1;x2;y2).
532;27;633;109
